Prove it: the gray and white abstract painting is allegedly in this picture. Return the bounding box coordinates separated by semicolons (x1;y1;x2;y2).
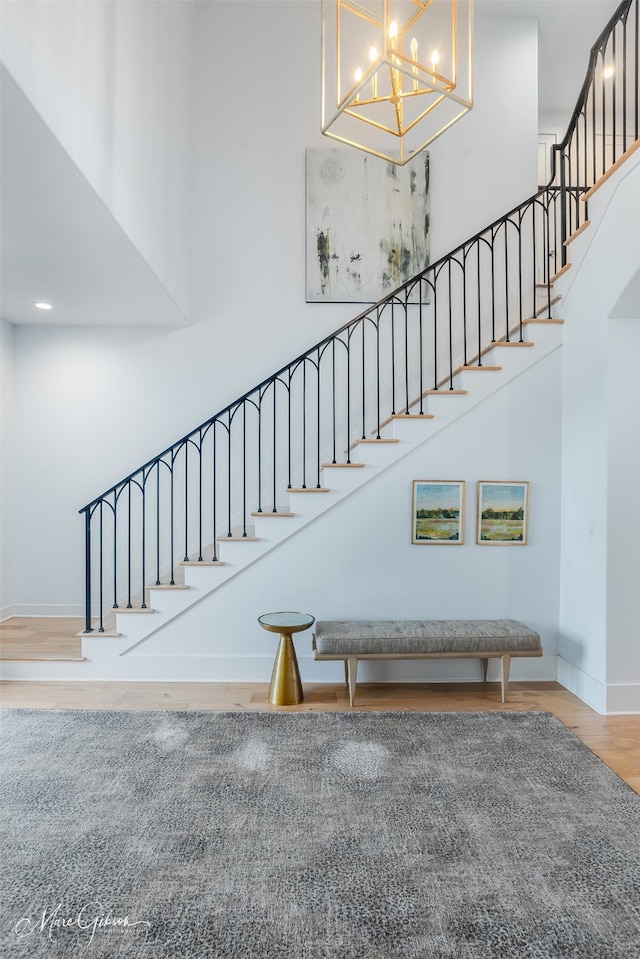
306;148;430;303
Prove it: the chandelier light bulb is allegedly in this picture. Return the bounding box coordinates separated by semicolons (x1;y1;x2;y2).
603;65;614;78
431;49;440;68
369;46;378;97
354;67;363;100
410;37;419;90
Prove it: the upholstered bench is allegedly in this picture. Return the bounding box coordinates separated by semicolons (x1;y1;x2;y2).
312;619;542;705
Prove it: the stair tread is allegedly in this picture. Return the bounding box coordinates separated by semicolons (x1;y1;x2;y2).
490;341;535;347
355;438;400;444
76;629;121;637
424;389;468;395
216;535;261;542
180;560;225;566
321;462;366;468
460;365;502;371
550;263;572;283
523;317;564;324
390;413;435;419
288;487;331;492
149;584;190;590
251;511;295;517
115;607;156;614
564;220;591;245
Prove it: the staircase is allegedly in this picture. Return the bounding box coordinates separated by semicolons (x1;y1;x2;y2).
82;314;564;663
3;1;635;681
75;0;638;665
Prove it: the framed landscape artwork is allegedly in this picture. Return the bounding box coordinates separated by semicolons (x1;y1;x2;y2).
477;481;530;545
306;148;430;303
412;481;465;545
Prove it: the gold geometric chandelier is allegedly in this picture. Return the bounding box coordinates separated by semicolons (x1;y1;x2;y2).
321;0;474;165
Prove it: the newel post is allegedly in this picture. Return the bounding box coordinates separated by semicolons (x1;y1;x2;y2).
83;509;92;634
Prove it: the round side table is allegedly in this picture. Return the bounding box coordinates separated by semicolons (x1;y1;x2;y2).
258;611;315;706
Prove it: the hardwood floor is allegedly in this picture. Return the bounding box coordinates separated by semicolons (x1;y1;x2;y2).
1;617;639;794
0;617;85;661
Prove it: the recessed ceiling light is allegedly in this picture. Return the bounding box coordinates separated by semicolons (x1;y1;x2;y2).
34;302;53;310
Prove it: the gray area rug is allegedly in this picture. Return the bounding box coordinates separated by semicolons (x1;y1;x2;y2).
1;709;639;959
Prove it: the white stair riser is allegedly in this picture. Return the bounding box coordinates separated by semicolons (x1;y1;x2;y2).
422;393;472;420
215;539;270;563
352;442;405;467
522;323;563;350
252;515;306;541
111;613;163;645
285;491;337;519
183;564;229;589
318;466;379;493
145;589;195;617
455;369;505;395
485;347;539;376
389;417;437;444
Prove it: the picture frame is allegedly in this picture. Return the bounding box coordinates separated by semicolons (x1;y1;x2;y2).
477;481;530;545
306;148;430;303
412;481;465;545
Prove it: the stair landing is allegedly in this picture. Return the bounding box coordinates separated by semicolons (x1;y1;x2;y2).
0;617;85;662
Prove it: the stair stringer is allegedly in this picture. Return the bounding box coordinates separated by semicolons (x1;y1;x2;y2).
78;321;563;667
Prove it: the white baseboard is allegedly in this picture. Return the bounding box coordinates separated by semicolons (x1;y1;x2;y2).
4;604;85;618
557;657;640;714
557;657;607;713
0;605;14;622
0;652;558;685
605;683;640;714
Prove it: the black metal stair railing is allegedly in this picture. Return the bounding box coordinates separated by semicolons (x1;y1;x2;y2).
551;0;639;256
80;0;639;635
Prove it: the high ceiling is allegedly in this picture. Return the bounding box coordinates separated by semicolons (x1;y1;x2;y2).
0;0;622;327
0;67;190;328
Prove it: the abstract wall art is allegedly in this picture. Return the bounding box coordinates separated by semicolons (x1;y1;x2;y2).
306;148;430;303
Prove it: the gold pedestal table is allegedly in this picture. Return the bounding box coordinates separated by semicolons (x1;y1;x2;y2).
258;611;315;706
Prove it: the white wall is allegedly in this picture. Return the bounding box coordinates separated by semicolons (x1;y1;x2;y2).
3;3;539;618
0;0;196;317
0;318;13;618
558;151;640;713
607;317;640;708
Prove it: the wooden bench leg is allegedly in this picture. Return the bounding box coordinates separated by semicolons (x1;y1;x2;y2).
482;658;489;684
500;654;511;703
343;660;349;688
347;657;358;707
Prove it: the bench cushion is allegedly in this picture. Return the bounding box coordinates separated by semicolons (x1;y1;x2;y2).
313;619;541;656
